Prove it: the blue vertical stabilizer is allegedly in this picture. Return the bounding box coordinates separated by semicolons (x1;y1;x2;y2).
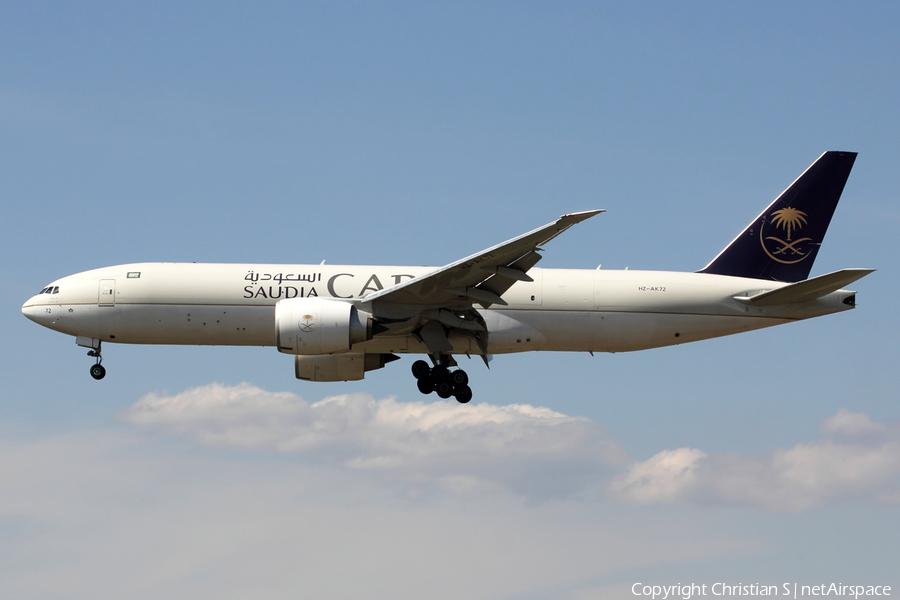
699;151;857;282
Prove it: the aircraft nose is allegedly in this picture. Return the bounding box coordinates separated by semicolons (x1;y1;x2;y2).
21;300;34;320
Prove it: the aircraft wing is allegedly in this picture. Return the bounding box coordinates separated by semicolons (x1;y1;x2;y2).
365;210;604;308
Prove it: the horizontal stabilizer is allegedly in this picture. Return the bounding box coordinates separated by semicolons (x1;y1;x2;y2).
734;268;875;306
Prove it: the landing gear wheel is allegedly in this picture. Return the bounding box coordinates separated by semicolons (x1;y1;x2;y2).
418;355;474;404
436;380;453;399
89;364;106;380
454;385;472;404
411;360;431;380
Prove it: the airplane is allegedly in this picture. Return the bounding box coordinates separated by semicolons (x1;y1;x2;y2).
22;151;872;403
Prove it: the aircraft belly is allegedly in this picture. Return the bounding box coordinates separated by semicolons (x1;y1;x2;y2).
500;309;788;353
356;334;472;356
591;312;788;351
352;336;409;354
52;304;275;346
483;310;548;353
358;308;792;356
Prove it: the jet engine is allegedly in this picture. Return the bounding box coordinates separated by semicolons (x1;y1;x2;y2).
294;353;399;382
275;297;372;355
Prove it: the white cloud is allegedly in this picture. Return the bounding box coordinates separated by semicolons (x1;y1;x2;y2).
4;387;898;599
120;382;627;499
0;429;736;600
607;447;708;505
822;408;888;437
121;386;900;512
610;410;900;512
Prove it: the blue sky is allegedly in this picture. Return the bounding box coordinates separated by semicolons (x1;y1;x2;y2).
2;3;899;598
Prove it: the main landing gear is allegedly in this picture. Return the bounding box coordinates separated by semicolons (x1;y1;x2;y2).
87;343;106;380
411;358;473;403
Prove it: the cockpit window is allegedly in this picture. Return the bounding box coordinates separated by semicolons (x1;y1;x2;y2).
39;287;50;294
52;287;59;294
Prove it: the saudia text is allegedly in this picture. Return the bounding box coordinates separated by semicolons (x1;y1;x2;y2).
242;271;415;300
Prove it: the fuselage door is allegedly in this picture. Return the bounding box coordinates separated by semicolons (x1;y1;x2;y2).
99;279;116;307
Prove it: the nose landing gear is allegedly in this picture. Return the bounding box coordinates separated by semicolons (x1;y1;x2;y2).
89;363;106;380
411;358;472;403
87;344;106;380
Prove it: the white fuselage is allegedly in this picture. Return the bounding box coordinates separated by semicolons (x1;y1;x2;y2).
21;262;855;356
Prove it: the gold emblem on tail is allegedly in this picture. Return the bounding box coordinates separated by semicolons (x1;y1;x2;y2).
760;207;813;264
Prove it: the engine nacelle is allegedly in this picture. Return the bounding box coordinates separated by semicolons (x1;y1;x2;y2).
294;353;399;382
275;297;370;355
